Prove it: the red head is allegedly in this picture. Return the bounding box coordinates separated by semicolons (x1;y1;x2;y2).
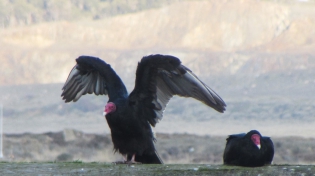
103;102;116;116
251;134;261;149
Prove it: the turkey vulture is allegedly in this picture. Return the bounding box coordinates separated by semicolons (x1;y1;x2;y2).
61;54;226;164
223;130;274;167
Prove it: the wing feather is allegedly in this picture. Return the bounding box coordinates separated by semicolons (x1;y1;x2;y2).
94;73;102;95
129;54;226;127
262;137;274;164
153;77;173;122
61;56;127;103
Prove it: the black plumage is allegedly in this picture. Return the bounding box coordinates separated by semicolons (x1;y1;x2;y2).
61;54;226;164
223;130;274;167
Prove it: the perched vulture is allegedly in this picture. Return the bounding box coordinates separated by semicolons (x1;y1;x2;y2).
223;130;274;167
61;54;226;164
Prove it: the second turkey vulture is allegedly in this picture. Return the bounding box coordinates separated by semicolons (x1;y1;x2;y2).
223;130;274;167
61;54;226;164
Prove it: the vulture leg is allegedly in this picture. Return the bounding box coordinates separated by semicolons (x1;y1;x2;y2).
113;154;141;164
126;154;141;164
123;155;127;162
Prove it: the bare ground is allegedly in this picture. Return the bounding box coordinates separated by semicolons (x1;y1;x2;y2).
2;129;315;165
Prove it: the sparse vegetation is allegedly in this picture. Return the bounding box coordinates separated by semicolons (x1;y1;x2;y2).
2;129;315;165
0;162;314;175
0;0;177;28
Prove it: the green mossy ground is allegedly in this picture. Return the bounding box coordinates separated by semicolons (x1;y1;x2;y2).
0;162;313;176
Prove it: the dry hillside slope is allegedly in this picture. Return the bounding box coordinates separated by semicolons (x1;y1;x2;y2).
0;0;315;85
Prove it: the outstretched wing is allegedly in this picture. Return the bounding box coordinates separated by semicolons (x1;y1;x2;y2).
61;56;128;102
128;54;226;127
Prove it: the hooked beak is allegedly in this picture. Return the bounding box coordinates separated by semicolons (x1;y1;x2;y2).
257;144;261;149
103;111;107;116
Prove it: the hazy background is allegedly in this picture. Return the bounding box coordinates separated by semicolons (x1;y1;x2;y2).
0;0;315;163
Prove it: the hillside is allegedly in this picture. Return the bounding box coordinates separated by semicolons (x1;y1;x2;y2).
0;0;175;27
0;0;315;85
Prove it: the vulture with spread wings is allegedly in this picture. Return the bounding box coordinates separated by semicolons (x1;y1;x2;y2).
61;54;226;164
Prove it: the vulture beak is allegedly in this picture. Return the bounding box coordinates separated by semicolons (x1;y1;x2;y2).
103;111;107;116
257;144;261;149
